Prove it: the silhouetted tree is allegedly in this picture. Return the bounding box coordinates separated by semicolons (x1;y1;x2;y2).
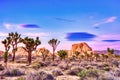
8;32;22;62
22;37;41;65
2;37;11;67
107;48;114;59
48;38;60;61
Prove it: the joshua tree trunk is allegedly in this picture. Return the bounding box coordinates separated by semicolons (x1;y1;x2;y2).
4;51;8;68
43;56;45;61
52;49;55;61
12;51;15;62
4;53;8;63
28;52;32;65
42;54;45;61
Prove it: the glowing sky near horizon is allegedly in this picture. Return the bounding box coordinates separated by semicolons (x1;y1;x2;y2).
0;0;120;51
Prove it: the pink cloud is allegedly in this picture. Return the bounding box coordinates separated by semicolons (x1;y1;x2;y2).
23;32;49;37
93;16;117;27
105;16;117;23
0;32;7;37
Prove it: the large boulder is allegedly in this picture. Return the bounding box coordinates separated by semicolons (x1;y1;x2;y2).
34;47;51;56
71;42;92;56
15;47;28;56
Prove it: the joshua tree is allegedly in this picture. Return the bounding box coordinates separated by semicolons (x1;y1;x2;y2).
107;48;114;59
2;37;11;67
40;48;49;61
8;32;22;62
57;50;68;60
101;54;105;61
84;52;90;61
104;54;109;62
48;38;60;61
22;37;41;65
94;53;100;61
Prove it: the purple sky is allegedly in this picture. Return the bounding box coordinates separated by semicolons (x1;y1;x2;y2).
0;0;120;51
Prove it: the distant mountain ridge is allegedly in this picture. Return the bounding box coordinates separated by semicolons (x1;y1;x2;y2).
94;50;120;55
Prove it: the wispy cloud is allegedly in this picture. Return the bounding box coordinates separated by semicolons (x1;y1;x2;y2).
94;34;120;42
0;32;7;37
3;23;19;29
3;23;40;29
93;16;117;28
23;32;49;37
54;17;76;22
105;16;117;23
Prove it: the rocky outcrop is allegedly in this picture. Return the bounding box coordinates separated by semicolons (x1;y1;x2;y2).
71;42;92;55
15;47;28;56
34;48;51;56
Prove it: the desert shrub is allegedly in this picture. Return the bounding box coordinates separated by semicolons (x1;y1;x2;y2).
97;63;109;70
52;70;63;77
78;69;101;78
86;66;93;70
57;50;67;60
112;60;119;67
16;60;27;63
78;69;89;77
26;71;55;80
59;64;68;70
103;67;111;71
15;77;25;80
67;67;82;75
31;62;41;69
0;64;4;70
3;68;25;76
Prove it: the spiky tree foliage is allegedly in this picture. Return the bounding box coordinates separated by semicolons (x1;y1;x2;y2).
40;48;49;61
2;37;11;63
48;38;60;61
22;37;41;65
107;48;114;59
89;52;94;61
8;32;22;62
94;53;100;61
104;54;109;62
57;50;67;60
84;52;90;60
101;54;105;61
107;48;114;54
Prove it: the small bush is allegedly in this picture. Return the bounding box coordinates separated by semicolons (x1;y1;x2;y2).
78;69;89;77
15;77;25;80
3;68;25;76
26;71;55;80
103;67;110;71
67;67;82;75
0;64;4;70
78;69;100;78
57;50;67;60
31;62;41;69
52;70;63;77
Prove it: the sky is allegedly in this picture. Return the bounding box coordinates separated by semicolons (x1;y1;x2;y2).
0;0;120;51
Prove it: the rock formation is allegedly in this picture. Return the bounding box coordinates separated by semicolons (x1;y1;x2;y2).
15;47;28;56
71;42;92;55
34;47;51;56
